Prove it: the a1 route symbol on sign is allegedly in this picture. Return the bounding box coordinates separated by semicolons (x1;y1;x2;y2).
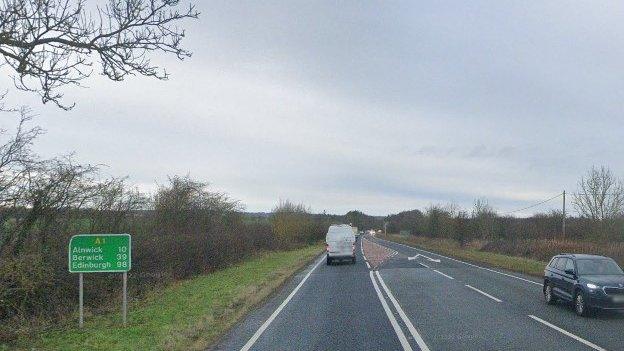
69;234;131;273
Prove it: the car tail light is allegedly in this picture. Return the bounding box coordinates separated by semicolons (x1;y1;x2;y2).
325;243;329;252
352;243;355;252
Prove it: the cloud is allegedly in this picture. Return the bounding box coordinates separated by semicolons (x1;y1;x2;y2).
1;0;623;216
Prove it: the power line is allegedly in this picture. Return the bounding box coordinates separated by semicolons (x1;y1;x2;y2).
501;193;563;216
571;193;622;196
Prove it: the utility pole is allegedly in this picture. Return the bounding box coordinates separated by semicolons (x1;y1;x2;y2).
562;190;566;238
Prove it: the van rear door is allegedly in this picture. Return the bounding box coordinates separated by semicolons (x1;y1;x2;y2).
329;237;353;256
326;230;354;256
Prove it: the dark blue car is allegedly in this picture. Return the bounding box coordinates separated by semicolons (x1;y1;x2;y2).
543;254;624;316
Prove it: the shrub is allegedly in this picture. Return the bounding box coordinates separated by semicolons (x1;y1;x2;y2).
270;200;322;248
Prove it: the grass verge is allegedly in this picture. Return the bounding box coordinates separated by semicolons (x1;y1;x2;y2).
380;234;547;277
16;245;322;351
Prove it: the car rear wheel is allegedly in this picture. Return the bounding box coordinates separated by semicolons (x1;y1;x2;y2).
326;256;332;265
575;291;591;317
544;283;556;305
352;256;356;264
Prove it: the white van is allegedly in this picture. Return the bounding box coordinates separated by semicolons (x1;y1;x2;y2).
325;224;356;265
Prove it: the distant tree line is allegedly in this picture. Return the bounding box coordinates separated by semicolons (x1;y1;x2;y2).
385;166;624;245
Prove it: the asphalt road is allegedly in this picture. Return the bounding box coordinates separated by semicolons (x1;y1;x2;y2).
211;236;624;351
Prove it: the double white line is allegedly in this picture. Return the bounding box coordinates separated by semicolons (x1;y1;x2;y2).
369;270;430;351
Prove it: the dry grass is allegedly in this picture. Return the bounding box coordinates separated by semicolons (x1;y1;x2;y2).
481;238;624;266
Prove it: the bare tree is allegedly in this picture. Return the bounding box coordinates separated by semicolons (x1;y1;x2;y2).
86;176;147;233
472;198;495;218
425;204;457;238
0;0;198;109
154;175;241;233
573;166;624;220
9;156;100;252
472;198;497;239
0;107;42;206
454;210;469;246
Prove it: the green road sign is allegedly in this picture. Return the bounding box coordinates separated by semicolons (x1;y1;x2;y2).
69;234;131;273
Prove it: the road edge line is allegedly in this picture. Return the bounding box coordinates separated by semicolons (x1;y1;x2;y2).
361;237;368;262
240;256;324;351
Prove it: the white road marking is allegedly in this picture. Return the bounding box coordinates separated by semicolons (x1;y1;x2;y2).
369;271;414;351
366;261;371;269
465;284;502;303
408;253;440;263
240;257;324;351
375;271;431;351
432;269;454;280
528;315;607;351
378;238;542;286
361;238;368;262
420;263;430;269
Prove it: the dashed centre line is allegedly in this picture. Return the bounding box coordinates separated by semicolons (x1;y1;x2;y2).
432;269;454;280
528;315;607;351
465;284;502;303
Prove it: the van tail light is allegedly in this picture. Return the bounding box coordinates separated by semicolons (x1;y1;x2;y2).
352;243;355;252
325;243;329;252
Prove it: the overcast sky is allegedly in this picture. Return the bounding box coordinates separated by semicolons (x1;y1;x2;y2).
2;1;624;216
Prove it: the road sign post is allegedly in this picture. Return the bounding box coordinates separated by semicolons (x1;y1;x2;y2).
79;273;84;328
69;234;131;327
123;271;127;326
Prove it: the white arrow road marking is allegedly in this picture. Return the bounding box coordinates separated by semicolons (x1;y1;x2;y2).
407;253;441;263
